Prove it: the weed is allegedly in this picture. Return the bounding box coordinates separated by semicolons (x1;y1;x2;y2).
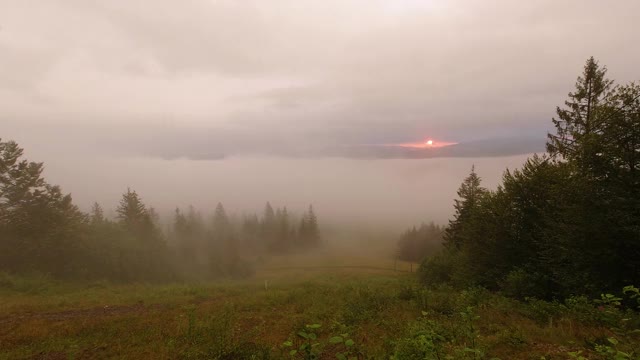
391;312;447;360
454;306;484;359
282;323;323;359
342;286;395;325
522;297;566;326
398;285;417;301
328;333;357;360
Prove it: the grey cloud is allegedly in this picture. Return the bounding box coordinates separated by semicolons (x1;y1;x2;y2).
2;0;639;158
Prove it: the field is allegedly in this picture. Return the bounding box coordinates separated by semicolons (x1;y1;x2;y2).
0;250;635;359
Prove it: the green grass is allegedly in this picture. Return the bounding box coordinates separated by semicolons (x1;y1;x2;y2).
1;258;638;360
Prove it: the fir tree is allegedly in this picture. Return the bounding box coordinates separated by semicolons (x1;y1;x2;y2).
299;205;320;247
444;166;487;250
116;188;149;232
547;56;614;170
90;202;105;225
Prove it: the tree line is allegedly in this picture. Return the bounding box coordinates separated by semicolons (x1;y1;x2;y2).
419;57;640;300
0;144;321;281
396;222;444;263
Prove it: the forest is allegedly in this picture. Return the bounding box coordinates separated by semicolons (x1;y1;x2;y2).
0;145;322;281
417;57;640;300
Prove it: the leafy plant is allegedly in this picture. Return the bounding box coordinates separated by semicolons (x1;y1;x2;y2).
455;306;484;359
282;323;323;360
329;333;357;360
623;286;640;309
594;337;634;360
392;311;447;360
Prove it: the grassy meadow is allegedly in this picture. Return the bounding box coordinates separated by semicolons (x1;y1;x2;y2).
1;249;637;359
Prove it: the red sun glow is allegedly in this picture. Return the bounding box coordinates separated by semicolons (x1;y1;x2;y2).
394;139;457;149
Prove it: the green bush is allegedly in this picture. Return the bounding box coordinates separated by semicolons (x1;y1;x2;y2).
521;297;566;325
418;252;454;286
456;287;490;308
422;287;457;316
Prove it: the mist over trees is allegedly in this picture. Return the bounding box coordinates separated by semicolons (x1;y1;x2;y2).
419;57;640;299
2;56;637;302
0;144;322;281
396;222;444;263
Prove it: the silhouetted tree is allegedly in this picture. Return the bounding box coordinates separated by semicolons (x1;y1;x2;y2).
298;205;320;248
0;139;88;277
90;202;105;225
443;166;487;250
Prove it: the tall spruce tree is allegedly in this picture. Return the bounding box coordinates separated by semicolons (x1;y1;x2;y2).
547;57;614;170
116;189;149;233
115;188;168;280
443;166;487;250
90;202;105;225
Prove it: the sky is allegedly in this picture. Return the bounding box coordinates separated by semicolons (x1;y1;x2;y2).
1;0;639;226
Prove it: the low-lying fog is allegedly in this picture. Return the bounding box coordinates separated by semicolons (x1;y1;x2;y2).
20;143;531;230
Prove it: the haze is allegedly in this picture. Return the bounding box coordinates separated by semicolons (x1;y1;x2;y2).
2;0;639;227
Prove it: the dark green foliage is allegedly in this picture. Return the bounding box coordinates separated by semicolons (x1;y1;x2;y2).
420;58;640;300
418;251;457;287
391;316;447;360
0;140;173;281
547;57;615;168
0;139;88;277
120;191;172;280
444;166;488;252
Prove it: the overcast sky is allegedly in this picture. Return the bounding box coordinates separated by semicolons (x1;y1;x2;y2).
4;0;639;158
1;0;639;225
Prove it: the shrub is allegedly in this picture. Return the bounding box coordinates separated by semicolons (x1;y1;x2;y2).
501;268;549;300
418;252;454;286
521;297;566;326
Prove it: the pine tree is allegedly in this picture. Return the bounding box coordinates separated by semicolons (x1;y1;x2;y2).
547;57;614;170
444;166;487;250
115;188;169;280
241;213;260;249
90;202;105;225
0;139;47;227
263;202;275;224
116;188;149;232
0;139;88;276
147;207;160;227
212;202;230;234
261;202;276;250
299;205;320;247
